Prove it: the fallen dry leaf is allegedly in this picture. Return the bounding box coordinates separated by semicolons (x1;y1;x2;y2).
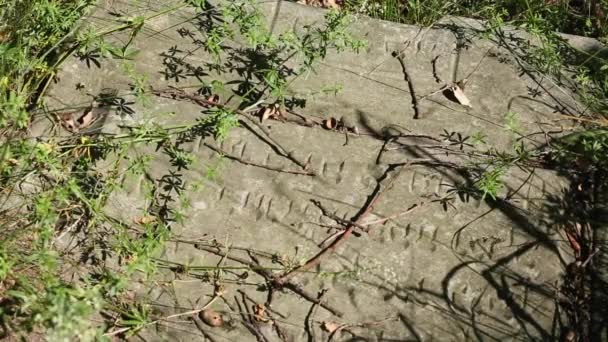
133;216;157;225
59;112;78;132
450;84;472;108
574;222;582;234
77;107;96;129
321;321;341;333
323;117;337;130
565;231;581;255
258;105;286;123
275;107;288;120
260;106;274;123
207;94;220;103
200;309;224;327
253;304;269;322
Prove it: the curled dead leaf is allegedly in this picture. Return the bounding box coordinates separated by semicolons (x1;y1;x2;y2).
253;304;269;322
321;321;341;333
276;107;288;120
214;284;226;296
133;216;157;225
565;231;581;255
200;309;224;327
323;117;337;130
259;105;287;123
77;107;96;129
60;112;78;132
207;94;220;103
450;84;472;108
279;254;290;266
575;222;582;234
259;106;277;123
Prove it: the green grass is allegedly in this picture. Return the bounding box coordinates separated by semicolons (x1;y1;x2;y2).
345;0;608;37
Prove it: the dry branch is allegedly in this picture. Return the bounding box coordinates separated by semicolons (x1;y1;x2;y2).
393;51;421;119
152;87;313;173
204;142;315;176
274;162;412;286
193;244;344;317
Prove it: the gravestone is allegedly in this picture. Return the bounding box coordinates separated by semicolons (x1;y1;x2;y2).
42;1;583;340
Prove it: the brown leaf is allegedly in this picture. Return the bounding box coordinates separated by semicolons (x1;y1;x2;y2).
275;106;288;120
565;231;581;255
207;94;220;103
133;216;157;225
450;84;472;108
279;254;290;266
260;106;274;123
60;112;78;132
253;304;269;322
323;117;337;130
77;107;96;129
321;321;341;333
574;222;582;235
200;309;224;327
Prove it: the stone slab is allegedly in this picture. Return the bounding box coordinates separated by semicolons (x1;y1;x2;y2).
44;1;578;341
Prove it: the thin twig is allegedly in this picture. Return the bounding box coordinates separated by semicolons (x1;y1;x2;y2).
417;84;449;101
326;316;397;342
275;162;411;286
361;202;423;226
311;200;369;232
164;296;219;320
152;87;312;173
193;244;344;317
393;51;421;119
431;55;443;83
305;289;327;342
317;230;345;249
103;294;220;337
237;290;288;319
235;294;268;342
204;142;315;176
237;289;290;342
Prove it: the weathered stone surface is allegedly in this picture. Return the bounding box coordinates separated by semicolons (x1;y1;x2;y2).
45;1;581;341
